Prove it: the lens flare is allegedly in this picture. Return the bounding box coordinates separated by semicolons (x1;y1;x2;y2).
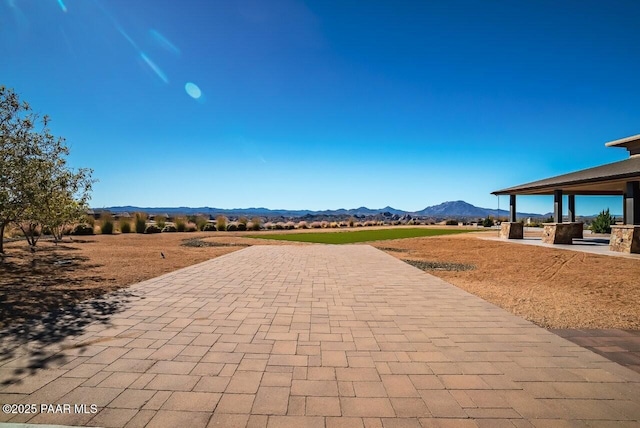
140;52;169;83
57;0;67;12
150;29;180;55
185;82;202;99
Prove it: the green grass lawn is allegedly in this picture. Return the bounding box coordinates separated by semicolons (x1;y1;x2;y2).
246;227;482;244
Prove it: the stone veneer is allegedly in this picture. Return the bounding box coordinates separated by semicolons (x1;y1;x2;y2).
542;223;573;244
569;222;584;239
499;222;523;239
609;225;640;253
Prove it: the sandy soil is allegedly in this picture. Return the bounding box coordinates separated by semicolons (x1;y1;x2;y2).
1;229;638;330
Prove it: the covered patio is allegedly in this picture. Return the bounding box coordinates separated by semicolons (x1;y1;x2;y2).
492;134;640;253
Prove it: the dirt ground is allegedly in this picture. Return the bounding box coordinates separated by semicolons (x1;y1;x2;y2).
1;229;639;330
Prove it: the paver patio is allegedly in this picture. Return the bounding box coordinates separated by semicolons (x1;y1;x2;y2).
1;245;639;427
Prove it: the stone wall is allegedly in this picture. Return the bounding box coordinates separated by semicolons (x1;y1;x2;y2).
542;223;573;244
499;222;523;239
609;225;640;253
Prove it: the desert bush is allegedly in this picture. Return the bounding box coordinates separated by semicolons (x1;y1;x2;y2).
154;215;166;229
216;215;227;232
162;224;177;232
330;222;339;228
275;222;285;230
195;216;209;231
202;223;216;231
237;222;247;231
186;222;198;232
71;224;94;235
297;221;308;229
365;221;376;227
310;221;321;229
100;213;114;234
238;216;249;227
348;217;355;227
119;219;132;233
482;217;494;227
134;212;147;233
321;221;329;228
248;222;260;231
285;221;295;230
356;222;364;227
226;223;238;231
173;216;186;232
445;219;458;226
250;217;261;230
144;224;162;234
591;208;614;234
84;215;96;228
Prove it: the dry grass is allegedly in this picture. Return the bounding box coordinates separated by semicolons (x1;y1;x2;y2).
1;228;638;330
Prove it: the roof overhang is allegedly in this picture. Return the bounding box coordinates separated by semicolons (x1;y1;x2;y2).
605;133;640;157
492;157;640;196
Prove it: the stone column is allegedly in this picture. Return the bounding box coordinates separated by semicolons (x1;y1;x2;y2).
553;189;563;223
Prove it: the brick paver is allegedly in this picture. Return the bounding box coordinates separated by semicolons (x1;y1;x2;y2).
1;245;639;426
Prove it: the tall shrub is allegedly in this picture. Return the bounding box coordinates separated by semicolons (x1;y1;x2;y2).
174;216;187;232
134;212;147;233
591;208;614;234
216;215;227;232
100;212;114;234
119;218;132;233
154;215;166;229
195;215;208;231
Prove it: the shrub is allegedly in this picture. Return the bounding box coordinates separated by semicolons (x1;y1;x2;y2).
144;224;161;234
238;216;249;227
285;221;295;230
162;224;177;232
297;221;308;229
202;223;216;231
216;215;227;232
237;223;247;231
445;219;458;226
71;224;94;235
119;218;132;233
100;213;114;234
226;223;238;231
275;222;285;230
248;222;260;231
134;212;147;233
101;220;114;234
84;215;96;228
195;216;209;231
330;222;339;228
591;208;614;234
250;217;261;230
186;222;198;232
482;217;494;227
348;217;355;227
154;215;166;229
173;216;187;232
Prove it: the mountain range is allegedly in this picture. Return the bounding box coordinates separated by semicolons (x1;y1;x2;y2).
99;200;547;219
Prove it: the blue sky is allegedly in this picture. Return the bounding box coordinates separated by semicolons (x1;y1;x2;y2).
2;1;639;215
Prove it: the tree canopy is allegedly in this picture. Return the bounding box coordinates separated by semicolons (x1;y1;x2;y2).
0;86;93;253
